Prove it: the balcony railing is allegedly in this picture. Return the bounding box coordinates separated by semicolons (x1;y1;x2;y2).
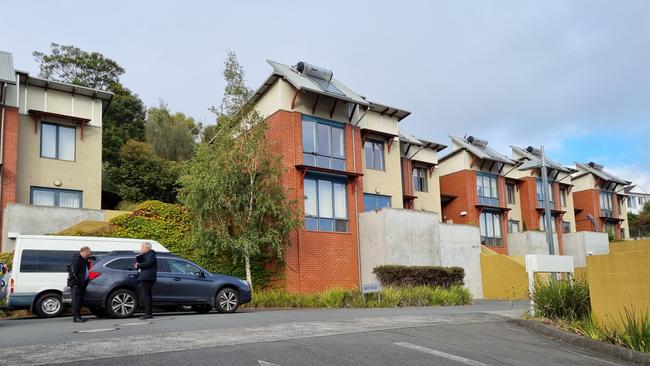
478;196;499;207
601;209;614;218
481;236;502;247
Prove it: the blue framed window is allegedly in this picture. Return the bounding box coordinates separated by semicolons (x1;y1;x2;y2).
363;194;391;212
536;179;554;208
364;140;384;170
30;187;82;208
476;172;498;206
304;175;348;232
302;115;345;171
40;122;76;161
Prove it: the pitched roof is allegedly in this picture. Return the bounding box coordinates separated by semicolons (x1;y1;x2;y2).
445;136;516;165
398;128;446;152
252;60;411;121
510;145;576;173
574;162;630;186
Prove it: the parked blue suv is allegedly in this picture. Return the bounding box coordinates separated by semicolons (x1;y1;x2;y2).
72;251;252;318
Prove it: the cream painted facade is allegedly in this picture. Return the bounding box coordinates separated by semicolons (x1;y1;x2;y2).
437;149;473;176
8;79;107;210
413;167;442;214
362;135;403;209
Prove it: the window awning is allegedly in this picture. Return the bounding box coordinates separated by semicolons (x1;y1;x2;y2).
28;109;91;139
295;164;362;180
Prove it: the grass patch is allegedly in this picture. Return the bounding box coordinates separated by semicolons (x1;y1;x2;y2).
530;279;590;320
243;285;472;309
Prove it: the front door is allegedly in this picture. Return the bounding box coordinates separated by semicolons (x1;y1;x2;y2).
164;258;212;304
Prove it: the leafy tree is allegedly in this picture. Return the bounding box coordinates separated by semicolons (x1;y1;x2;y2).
178;51;300;289
145;101;199;161
34;43;124;90
107;140;179;203
103;83;146;165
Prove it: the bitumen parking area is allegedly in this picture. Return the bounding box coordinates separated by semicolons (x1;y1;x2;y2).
0;301;634;366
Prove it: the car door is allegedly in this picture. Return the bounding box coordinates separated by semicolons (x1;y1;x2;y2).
165;258;212;305
152;259;174;305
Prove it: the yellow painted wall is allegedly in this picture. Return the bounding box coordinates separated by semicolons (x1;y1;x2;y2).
609;240;650;254
480;252;528;300
587;249;650;328
362;136;403;209
413;167;442;215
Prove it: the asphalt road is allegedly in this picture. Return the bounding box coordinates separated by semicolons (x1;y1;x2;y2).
0;301;632;366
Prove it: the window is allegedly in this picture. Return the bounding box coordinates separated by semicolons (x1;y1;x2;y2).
639;197;644;205
477;173;498;207
105;258;136;271
30;187;82;208
628;196;635;208
304;176;348;232
539;214;557;232
506;183;516;205
479;211;502;246
413;167;428;192
40;122;75;161
560;188;567;208
363;194;391;212
302;116;345;170
167;259;203;275
508;220;520;233
364;140;384;170
536;180;554;208
562;221;571;234
600;191;613;217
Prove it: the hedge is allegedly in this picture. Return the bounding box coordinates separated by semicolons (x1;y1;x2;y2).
373;265;464;288
0;252;13;271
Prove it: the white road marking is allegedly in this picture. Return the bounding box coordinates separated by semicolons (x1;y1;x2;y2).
73;328;119;333
0;314;497;365
395;342;491;366
258;361;282;366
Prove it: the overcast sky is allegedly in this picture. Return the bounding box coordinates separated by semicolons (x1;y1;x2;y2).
5;1;650;191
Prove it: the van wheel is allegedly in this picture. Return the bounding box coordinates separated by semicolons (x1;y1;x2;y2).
215;288;239;313
106;289;137;318
34;293;65;318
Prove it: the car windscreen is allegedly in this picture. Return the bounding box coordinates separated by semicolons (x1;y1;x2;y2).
19;250;108;273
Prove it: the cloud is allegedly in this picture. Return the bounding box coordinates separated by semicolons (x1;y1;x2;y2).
607;165;650;193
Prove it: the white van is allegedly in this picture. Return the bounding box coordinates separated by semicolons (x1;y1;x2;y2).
6;235;168;317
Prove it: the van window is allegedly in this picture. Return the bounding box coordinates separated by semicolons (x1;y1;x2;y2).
105;258;136;271
20;250;77;273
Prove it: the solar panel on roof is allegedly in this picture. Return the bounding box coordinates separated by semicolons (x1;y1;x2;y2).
310;77;345;96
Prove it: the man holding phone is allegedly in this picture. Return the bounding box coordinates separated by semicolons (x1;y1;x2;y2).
135;242;157;320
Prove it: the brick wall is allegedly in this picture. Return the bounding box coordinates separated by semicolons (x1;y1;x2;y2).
440;170;478;226
0;106;19;251
574;189;600;232
265;110;362;293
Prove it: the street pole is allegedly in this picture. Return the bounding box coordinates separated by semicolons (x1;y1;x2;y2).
540;145;555;256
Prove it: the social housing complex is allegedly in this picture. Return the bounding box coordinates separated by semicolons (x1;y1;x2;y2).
0;51;639;294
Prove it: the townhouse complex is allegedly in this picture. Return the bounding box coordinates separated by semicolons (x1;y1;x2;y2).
0;51;111;242
0;51;643;294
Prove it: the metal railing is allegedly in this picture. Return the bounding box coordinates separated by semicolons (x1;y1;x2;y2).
478;196;499;207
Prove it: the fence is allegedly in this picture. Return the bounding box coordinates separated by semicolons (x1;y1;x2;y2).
629;224;650;239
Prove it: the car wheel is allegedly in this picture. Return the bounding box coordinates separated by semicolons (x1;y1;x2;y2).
34;292;65;318
106;289;137;318
215;288;239;313
89;306;108;318
192;304;212;314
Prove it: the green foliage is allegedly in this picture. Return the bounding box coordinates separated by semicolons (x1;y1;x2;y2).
145;101;199;161
619;307;650;352
607;228;617;242
102;83;146;166
178;51;300;287
531;279;591;320
0;252;13;271
244;286;472;309
106;140;179;203
74;201;278;288
373;265;465;288
33;43;124;89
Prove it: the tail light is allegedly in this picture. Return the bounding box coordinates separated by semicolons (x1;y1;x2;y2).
88;271;101;280
10;278;14;294
1;264;6;275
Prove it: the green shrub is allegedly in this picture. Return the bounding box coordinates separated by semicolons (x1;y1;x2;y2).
620;307;650;353
531;279;590;320
244;285;472;309
373;265;464;288
71;200;280;288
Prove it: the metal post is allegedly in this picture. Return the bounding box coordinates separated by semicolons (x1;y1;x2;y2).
540;146;555;255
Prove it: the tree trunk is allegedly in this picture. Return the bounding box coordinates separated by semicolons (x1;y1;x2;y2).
245;255;253;292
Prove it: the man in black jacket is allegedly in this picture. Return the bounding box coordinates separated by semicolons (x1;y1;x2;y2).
135;242;157;320
68;246;92;323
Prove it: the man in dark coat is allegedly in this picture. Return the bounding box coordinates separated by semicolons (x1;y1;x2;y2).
135;242;157;320
68;246;92;323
